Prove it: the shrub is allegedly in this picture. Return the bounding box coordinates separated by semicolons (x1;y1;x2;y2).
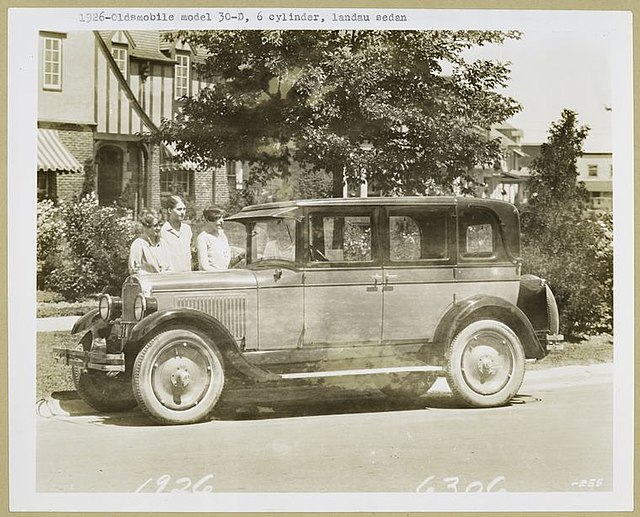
37;200;64;287
44;194;136;301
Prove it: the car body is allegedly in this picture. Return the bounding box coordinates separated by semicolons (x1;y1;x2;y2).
55;197;563;424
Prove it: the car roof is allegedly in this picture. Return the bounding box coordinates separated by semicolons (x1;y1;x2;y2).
230;196;515;215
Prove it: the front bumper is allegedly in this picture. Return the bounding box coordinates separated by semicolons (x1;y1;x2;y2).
54;347;125;372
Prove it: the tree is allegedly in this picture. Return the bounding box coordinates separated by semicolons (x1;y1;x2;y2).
160;30;521;196
520;109;612;336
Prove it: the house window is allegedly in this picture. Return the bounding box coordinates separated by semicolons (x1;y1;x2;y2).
112;46;128;76
588;164;598;177
174;54;190;99
226;161;244;190
160;169;192;197
43;36;62;90
37;171;56;200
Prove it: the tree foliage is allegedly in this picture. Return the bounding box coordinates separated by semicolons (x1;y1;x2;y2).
521;109;612;335
160;30;521;196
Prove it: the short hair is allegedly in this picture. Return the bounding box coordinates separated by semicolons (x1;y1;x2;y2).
164;195;185;210
203;205;225;222
139;209;160;227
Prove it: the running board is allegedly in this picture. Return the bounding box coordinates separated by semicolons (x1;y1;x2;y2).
280;365;443;380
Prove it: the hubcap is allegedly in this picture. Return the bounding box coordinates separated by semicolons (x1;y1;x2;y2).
150;341;214;410
460;332;514;395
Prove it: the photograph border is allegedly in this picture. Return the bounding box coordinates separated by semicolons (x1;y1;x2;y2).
2;0;637;515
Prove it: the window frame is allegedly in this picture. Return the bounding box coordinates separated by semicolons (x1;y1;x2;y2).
160;169;192;197
174;53;190;99
303;206;381;268
111;44;128;77
42;35;63;91
588;164;599;177
457;207;508;264
383;206;455;266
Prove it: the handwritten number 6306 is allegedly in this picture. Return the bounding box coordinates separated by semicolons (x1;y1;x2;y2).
416;475;506;493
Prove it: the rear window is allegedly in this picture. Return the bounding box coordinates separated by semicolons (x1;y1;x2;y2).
459;209;504;261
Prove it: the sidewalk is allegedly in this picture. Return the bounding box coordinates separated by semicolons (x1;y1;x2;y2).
37;316;80;332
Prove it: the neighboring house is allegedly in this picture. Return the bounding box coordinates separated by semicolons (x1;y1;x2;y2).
38;30;236;215
470;123;530;205
576;152;613;210
521;144;613;211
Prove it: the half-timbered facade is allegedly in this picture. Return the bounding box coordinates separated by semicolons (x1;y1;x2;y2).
38;30;232;214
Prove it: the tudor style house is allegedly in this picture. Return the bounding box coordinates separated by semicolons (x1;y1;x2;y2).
37;30;239;215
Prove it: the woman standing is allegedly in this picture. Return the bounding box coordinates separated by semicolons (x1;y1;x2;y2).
159;195;193;272
197;206;231;271
128;209;170;274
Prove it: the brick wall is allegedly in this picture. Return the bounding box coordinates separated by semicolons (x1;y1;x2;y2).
193;168;214;216
149;144;161;210
213;165;230;206
46;124;94;201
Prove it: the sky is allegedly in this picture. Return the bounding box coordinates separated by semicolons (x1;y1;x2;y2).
467;28;613;152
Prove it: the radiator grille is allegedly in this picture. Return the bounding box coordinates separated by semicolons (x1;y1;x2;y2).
121;280;142;323
176;294;246;340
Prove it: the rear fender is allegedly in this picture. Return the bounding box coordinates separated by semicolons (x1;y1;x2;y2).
429;295;547;361
127;308;278;382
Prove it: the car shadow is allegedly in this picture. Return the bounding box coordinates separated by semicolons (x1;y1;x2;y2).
47;381;541;428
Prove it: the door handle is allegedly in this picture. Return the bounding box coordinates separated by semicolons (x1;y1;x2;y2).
371;274;383;286
273;268;283;281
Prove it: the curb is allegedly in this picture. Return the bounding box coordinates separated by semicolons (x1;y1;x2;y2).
37;363;613;419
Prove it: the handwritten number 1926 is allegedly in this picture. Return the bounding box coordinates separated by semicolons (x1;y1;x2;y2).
134;474;214;493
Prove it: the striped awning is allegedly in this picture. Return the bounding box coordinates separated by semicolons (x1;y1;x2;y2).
160;142;201;171
37;129;83;173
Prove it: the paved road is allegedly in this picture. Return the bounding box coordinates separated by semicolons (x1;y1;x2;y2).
36;367;612;494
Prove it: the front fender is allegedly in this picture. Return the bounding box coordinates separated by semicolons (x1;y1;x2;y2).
431;295;547;360
71;308;108;335
128;308;278;382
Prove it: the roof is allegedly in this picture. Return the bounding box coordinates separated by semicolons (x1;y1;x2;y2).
97;31;175;63
582;180;613;193
229;196;517;217
37;129;83;173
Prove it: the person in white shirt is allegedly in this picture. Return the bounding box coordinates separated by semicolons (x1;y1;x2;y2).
159;195;193;272
197;206;245;271
128;209;171;274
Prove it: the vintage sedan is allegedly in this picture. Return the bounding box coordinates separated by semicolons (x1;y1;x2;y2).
55;197;563;424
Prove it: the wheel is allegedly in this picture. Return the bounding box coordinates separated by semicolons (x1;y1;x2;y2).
132;329;225;425
445;319;525;407
71;334;137;412
377;372;438;402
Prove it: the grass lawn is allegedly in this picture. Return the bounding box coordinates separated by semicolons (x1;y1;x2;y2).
36;331;613;402
37;291;96;318
37;331;77;400
527;333;613;370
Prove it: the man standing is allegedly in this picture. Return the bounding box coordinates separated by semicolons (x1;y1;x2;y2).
159;195;192;272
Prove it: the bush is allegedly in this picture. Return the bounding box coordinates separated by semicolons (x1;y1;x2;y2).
44;194;136;301
521;209;613;336
37;200;64;286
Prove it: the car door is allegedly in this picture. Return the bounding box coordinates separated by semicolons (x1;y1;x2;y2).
250;218;304;350
303;206;383;347
381;205;456;344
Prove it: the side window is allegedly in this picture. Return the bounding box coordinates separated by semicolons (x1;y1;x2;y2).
390;216;421;261
250;219;296;263
388;210;449;262
459;209;501;260
309;214;372;263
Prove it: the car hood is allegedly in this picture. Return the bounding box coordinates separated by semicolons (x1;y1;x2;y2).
135;269;258;295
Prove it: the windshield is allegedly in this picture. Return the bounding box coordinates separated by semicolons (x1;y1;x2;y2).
249;218;296;264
